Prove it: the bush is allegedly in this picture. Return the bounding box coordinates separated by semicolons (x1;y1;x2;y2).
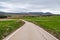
0;15;7;18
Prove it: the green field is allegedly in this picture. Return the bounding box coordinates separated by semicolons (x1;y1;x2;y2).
23;16;60;40
0;19;24;40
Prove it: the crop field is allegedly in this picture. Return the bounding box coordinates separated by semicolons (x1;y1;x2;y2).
0;19;24;40
23;16;60;40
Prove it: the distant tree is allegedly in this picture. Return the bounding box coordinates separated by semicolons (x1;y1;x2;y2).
0;15;7;18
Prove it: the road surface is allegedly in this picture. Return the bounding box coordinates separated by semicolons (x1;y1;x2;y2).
3;20;58;40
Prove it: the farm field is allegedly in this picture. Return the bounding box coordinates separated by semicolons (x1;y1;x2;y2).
23;16;60;40
0;19;24;40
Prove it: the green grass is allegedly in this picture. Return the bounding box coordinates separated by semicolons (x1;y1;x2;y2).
23;16;60;40
0;19;24;40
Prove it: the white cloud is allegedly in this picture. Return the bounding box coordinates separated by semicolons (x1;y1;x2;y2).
0;1;60;14
0;2;31;12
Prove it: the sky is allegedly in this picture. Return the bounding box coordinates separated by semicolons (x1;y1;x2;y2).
0;0;60;14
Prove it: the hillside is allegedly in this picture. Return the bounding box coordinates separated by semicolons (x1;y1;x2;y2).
0;12;53;16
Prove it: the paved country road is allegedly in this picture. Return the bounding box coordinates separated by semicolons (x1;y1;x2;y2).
3;20;58;40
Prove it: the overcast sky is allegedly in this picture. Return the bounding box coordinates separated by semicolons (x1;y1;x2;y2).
0;0;60;14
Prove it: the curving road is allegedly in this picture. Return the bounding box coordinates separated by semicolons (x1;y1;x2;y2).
3;20;58;40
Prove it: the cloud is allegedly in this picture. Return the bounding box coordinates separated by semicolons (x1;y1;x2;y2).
0;2;31;12
0;0;60;14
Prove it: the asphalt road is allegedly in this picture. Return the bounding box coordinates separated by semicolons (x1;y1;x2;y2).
3;20;58;40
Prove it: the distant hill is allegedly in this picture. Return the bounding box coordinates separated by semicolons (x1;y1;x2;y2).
0;12;54;16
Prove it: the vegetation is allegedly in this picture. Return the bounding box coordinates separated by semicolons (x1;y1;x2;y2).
23;16;60;40
0;19;24;40
0;15;7;18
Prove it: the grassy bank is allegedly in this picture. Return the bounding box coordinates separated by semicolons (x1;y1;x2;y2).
23;16;60;40
0;19;24;40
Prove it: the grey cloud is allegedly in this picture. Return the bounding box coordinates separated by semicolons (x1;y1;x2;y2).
0;0;60;14
0;6;6;9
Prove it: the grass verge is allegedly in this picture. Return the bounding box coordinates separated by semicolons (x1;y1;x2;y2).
23;16;60;40
0;19;24;40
